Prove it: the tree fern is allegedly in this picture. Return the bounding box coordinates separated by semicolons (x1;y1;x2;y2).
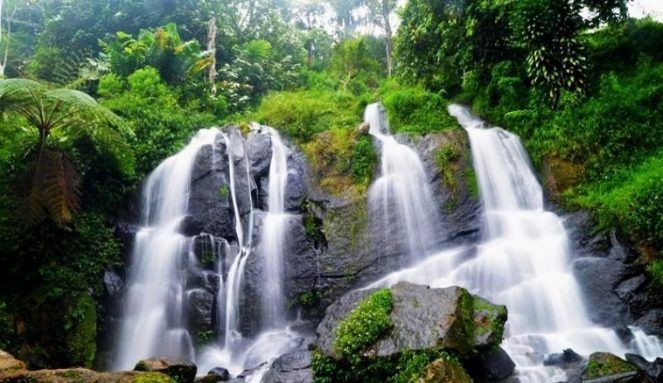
0;78;134;225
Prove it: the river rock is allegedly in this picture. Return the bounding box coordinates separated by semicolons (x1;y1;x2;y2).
314;282;507;359
261;350;313;383
246;131;272;179
284;150;310;212
480;347;516;381
135;358;197;383
625;353;663;381
208;367;231;381
543;349;583;366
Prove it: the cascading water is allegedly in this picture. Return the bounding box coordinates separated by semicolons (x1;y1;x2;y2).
260;127;290;327
113;128;219;370
198;126;302;381
365;103;440;261
366;104;662;382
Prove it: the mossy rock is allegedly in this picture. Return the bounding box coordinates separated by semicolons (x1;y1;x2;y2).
472;296;507;347
0;367;174;383
582;352;637;380
417;357;472;383
134;358;196;383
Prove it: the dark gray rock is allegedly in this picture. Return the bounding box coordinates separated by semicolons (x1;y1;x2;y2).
246;132;272;179
633;309;663;336
179;216;203;236
573;257;634;326
186;288;215;335
480;347;515;381
615;275;647;301
241;212;318;336
261;350;313;383
544;349;583;366
103;270;124;297
189;140;235;238
208;367;231;381
625;353;663;382
284;151;310;212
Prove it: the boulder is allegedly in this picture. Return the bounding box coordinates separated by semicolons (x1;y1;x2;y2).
135;358;197;383
0;350;26;375
543;349;583;366
480;347;515;381
261;350;313;383
625;353;663;382
634;309;663;336
0;351;175;383
207;367;231;381
315;282;507;359
246;131;272;179
284;150;310;212
103;270;124;297
178;216;204;236
573;257;634;326
582;352;638;381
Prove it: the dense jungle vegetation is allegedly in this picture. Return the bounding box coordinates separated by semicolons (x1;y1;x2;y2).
0;0;660;369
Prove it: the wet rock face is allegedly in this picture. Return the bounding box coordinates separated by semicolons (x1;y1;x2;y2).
568;213;662;334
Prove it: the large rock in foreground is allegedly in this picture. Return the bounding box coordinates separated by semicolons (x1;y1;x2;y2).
312;282;509;382
0;349;174;383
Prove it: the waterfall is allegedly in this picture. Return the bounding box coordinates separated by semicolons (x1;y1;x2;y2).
197;126;302;378
260;127;290;327
366;104;661;382
365;102;440;261
113;128;219;370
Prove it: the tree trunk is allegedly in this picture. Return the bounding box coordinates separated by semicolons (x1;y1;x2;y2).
206;15;217;94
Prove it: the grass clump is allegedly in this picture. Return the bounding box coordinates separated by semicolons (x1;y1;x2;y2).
381;82;457;134
333;289;394;358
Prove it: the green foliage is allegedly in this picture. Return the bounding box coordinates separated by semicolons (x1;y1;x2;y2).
351;135;377;185
381;83;456;134
99;67;216;174
333;289;393;358
647;260;663;287
332;37;383;93
100;23;211;84
61;294;97;368
512;0;587;107
0;299;13;350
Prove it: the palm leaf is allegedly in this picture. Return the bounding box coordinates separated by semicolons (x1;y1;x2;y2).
28;149;80;226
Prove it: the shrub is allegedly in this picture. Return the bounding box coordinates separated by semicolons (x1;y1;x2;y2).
381;84;456;134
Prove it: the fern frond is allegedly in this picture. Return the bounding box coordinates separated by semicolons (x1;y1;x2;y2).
28;149;81;226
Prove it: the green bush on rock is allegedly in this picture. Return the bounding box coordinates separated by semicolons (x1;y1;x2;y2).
333;289;393;358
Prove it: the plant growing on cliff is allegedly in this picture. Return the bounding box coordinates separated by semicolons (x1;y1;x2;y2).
333;289;393;359
0;78;134;225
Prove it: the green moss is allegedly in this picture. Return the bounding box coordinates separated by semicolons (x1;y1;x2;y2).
435;144;460;191
333;289;393;358
63;294;97;368
134;360;149;371
647;259;663;287
296;291;320;308
473;297;507;345
218;185;229;199
134;372;175;383
464;168;480;199
583;353;636;379
196;330;214;345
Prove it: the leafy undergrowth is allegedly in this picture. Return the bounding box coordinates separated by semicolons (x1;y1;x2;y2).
566;151;663;260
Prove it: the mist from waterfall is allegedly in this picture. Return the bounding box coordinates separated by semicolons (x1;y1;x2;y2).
366;104;662;382
365;102;440;261
113;128;219;370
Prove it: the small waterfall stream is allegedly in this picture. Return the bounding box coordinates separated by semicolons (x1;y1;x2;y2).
366;104;662;382
113;129;219;370
365;103;440;261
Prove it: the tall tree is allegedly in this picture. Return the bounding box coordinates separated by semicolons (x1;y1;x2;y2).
363;0;396;76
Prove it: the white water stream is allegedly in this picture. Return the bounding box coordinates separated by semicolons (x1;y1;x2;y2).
365;103;440;261
366;104;662;382
113;129;219;370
